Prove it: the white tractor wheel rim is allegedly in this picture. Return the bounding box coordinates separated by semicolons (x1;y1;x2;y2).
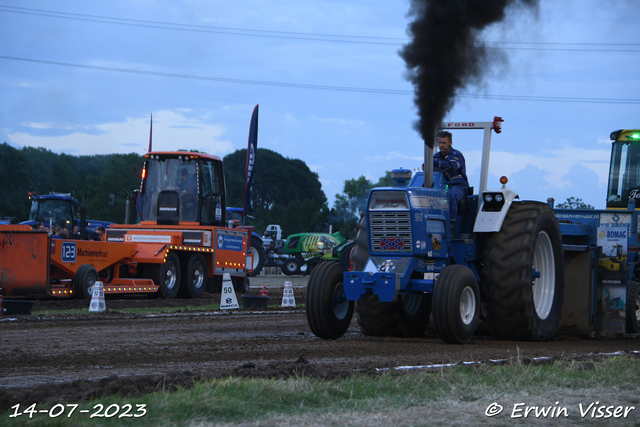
333;282;349;320
533;231;555;320
460;286;476;326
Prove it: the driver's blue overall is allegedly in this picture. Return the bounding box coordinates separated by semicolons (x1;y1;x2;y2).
433;147;469;224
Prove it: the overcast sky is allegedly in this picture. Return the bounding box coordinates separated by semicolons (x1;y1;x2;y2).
1;0;639;210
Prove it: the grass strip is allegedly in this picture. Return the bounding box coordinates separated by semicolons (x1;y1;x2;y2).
3;356;639;427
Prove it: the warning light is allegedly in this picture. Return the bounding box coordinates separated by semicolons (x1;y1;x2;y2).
500;176;508;185
493;116;504;134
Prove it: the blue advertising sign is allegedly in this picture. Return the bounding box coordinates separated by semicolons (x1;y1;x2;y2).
217;234;244;252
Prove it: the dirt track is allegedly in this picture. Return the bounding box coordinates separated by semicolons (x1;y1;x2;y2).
1;274;639;413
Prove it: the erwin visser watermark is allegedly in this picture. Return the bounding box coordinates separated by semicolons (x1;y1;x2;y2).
485;402;636;419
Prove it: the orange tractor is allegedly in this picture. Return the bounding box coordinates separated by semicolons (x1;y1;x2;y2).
0;151;251;299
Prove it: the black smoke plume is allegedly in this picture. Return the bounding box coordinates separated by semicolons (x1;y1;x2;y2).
400;0;538;148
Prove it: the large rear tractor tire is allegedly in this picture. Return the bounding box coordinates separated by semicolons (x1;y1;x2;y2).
626;280;640;334
306;261;354;339
482;202;565;341
75;264;98;300
247;239;265;277
432;265;480;344
149;252;181;299
178;254;207;298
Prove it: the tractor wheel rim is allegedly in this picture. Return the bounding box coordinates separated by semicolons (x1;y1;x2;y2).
460;286;476;326
333;282;349;320
286;261;297;271
165;264;177;290
532;230;555;320
193;263;204;289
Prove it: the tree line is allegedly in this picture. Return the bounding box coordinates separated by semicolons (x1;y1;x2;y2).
0;143;143;224
1;143;390;239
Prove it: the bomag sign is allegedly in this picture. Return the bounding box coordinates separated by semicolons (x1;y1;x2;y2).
606;229;627;239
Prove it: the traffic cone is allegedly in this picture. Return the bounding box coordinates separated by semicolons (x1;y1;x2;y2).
89;281;106;313
220;273;239;310
281;281;296;307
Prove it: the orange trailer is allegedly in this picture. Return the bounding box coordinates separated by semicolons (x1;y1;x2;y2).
0;224;162;298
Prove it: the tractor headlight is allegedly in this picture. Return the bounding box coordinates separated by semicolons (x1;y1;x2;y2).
482;192;506;212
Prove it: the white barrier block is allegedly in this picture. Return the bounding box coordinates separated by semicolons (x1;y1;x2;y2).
281;281;296;307
89;281;106;313
220;273;239;310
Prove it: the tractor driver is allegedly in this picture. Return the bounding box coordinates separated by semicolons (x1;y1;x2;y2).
433;131;469;227
178;168;196;195
178;168;198;220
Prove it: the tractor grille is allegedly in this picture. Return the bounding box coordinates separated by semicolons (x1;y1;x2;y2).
369;212;412;252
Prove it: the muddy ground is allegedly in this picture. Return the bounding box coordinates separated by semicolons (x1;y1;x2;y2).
0;274;639;414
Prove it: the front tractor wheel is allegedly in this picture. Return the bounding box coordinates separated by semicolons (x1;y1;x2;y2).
306;261;354;339
282;257;301;276
432;265;480;344
482;202;565;341
149;252;181;299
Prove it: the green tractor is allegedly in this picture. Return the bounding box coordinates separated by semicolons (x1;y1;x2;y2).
281;224;354;276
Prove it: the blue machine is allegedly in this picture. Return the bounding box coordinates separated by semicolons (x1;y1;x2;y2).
307;123;640;343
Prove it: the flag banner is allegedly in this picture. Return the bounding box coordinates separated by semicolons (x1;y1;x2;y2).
148;113;153;152
243;105;259;216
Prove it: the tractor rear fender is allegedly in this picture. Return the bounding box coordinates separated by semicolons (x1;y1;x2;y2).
472;189;518;233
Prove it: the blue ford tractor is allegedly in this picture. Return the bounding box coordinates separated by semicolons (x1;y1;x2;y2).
306;117;567;343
